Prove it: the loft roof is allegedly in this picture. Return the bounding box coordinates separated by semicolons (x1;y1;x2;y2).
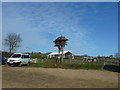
53;36;68;42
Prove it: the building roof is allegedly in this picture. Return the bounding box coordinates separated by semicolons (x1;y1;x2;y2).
48;50;72;55
13;53;29;55
53;36;68;42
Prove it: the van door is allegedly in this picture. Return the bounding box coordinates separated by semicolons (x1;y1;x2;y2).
21;55;30;64
21;55;26;64
24;55;29;64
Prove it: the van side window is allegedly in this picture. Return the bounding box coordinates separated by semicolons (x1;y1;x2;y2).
24;55;30;58
21;55;24;58
21;55;30;58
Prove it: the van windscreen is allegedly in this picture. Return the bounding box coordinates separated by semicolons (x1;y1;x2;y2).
11;54;21;58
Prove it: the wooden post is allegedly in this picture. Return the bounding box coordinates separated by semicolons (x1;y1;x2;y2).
58;47;60;59
61;46;64;63
70;59;71;64
58;46;61;64
104;60;105;65
42;59;43;63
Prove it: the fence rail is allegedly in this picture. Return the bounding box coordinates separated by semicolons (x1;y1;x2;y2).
34;58;119;66
37;59;120;65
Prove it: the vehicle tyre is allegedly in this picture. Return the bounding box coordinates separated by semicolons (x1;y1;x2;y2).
18;63;22;67
27;62;31;66
8;64;11;66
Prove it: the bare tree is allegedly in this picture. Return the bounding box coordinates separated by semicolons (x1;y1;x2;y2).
4;33;22;53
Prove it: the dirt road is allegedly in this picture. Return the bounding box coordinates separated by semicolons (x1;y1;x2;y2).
2;65;118;88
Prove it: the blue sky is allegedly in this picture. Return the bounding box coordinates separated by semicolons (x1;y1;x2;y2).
2;2;118;56
0;2;1;50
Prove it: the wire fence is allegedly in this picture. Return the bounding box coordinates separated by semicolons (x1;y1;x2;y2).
30;58;119;66
31;58;117;66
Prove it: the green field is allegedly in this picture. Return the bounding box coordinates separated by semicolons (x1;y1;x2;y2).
28;54;119;70
29;59;104;70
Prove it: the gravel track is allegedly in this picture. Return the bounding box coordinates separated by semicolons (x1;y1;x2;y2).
2;65;118;88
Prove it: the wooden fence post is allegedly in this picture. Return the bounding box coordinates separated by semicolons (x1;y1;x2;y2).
70;59;71;64
42;59;43;63
104;60;105;65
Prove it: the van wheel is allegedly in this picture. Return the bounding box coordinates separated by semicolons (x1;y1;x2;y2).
8;64;11;66
18;63;22;67
27;62;31;66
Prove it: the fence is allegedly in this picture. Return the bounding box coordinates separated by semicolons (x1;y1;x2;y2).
34;58;119;66
34;58;103;65
102;59;119;72
102;59;119;66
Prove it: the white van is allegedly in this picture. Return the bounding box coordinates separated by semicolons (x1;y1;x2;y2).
7;53;31;66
